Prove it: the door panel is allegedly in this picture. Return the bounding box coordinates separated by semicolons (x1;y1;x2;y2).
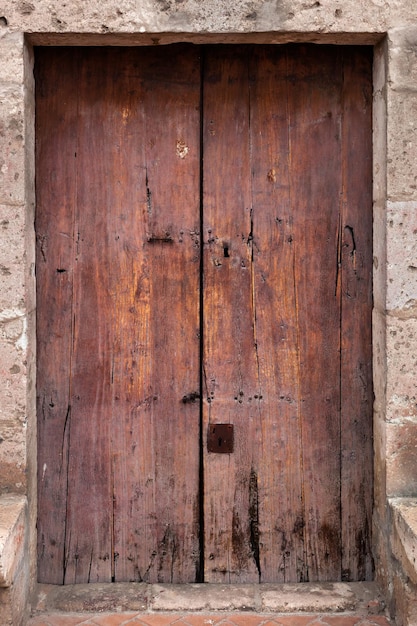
280;46;343;582
36;44;373;585
36;46;201;584
202;45;349;583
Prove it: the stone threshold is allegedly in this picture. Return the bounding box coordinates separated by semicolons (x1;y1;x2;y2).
34;582;386;616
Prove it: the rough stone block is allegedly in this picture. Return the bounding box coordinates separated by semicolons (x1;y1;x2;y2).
374;38;387;95
0;32;24;84
150;583;256;611
373;204;387;314
0;311;27;406
0;495;29;625
386;421;417;496
1;0;416;37
0;425;26;494
389;27;417;92
0;85;25;206
260;582;357;612
390;498;417;586
373;66;387;207
0;494;26;587
0;588;13;625
386;201;417;311
41;582;148;612
386;315;417;422
372;308;387;414
372;510;390;592
0;205;26;311
387;89;417;201
391;572;417;626
373;408;387;512
0;416;26;493
0;307;28;492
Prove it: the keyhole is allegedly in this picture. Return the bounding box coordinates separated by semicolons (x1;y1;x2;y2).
218;437;223;448
223;244;230;258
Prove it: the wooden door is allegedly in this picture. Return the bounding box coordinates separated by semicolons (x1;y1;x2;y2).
36;44;373;585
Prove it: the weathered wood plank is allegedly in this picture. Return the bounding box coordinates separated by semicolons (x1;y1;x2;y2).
112;45;201;583
36;48;80;584
62;48;115;583
202;46;260;583
286;46;343;581
340;47;373;581
248;46;305;582
202;45;356;583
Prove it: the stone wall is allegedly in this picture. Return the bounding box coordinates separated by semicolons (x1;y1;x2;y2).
0;1;416;623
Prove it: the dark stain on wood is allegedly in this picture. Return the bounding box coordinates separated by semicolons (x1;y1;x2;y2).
249;468;261;582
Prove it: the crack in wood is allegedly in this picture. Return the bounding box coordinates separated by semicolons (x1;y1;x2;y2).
62;403;72;583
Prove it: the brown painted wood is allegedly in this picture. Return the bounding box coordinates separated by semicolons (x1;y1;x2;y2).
37;44;373;585
36;46;201;584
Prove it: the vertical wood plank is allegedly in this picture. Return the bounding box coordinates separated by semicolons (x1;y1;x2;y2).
202;46;260;582
62;48;115;583
248;46;305;582
36;48;79;584
340;48;373;581
110;45;201;583
286;46;343;581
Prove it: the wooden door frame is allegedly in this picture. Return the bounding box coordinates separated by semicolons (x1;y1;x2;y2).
28;33;382;590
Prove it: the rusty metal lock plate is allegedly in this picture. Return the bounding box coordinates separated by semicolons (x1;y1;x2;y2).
207;423;234;453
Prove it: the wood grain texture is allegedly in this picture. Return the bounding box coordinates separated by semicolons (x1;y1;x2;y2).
202;46;260;583
36;44;373;585
285;46;343;581
125;45;201;584
36;48;80;585
248;46;306;583
36;46;201;584
202;45;372;582
339;47;373;581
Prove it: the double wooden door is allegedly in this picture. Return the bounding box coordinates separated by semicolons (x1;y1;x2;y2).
36;44;373;585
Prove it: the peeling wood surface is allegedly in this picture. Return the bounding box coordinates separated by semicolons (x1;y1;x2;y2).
36;44;373;585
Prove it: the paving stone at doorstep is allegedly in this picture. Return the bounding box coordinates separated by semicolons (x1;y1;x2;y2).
36;583;385;615
259;584;358;612
150;584;256;611
26;613;393;626
37;583;148;613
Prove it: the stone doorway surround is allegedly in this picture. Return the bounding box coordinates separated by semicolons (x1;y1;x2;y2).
0;1;417;624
